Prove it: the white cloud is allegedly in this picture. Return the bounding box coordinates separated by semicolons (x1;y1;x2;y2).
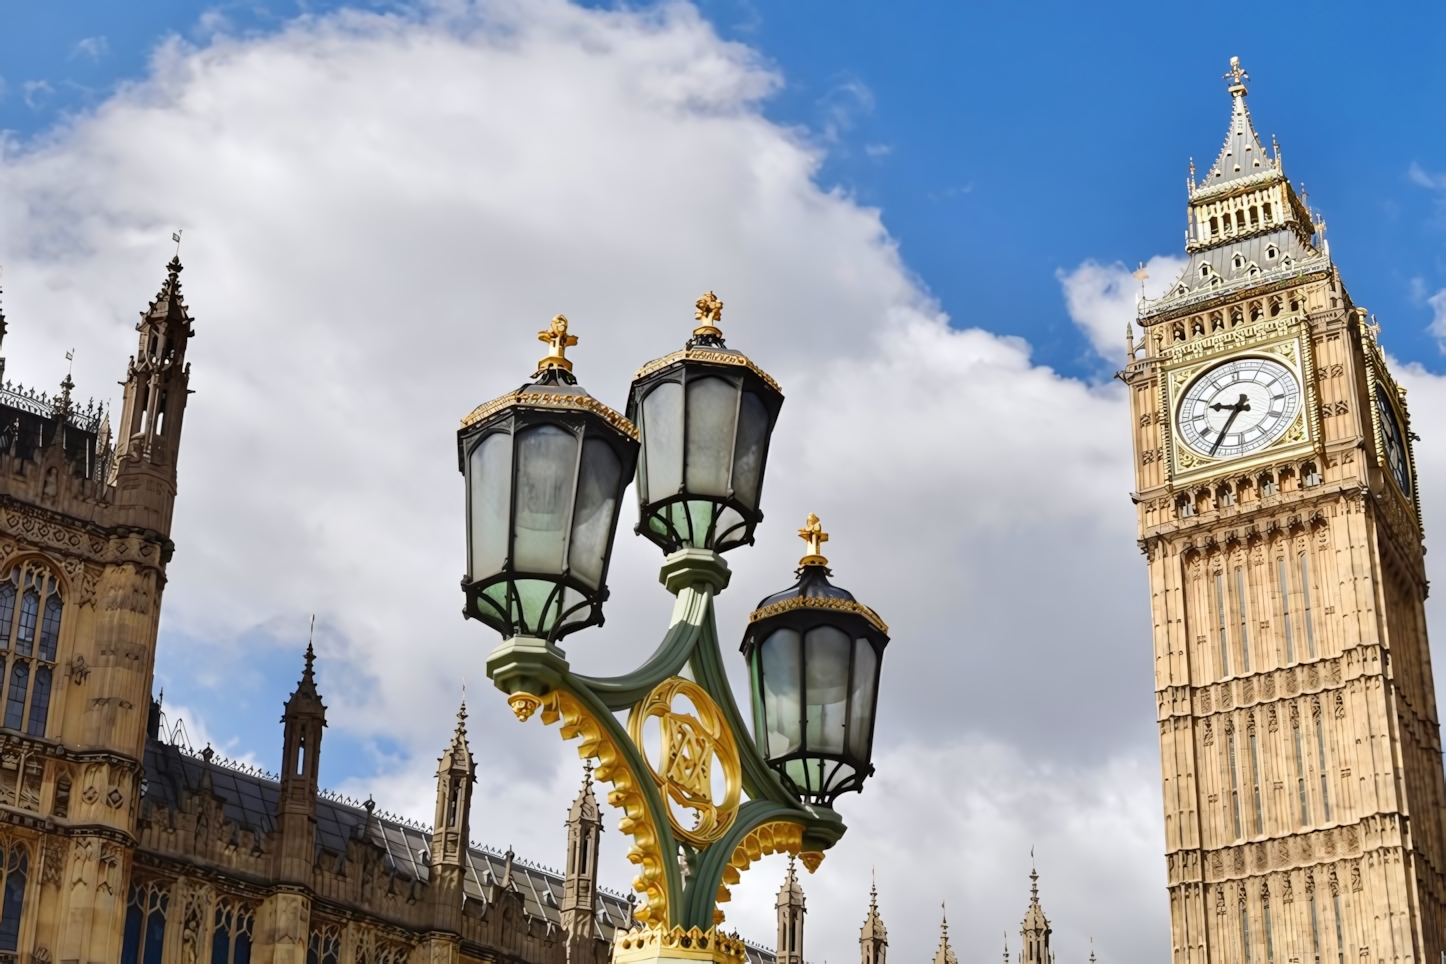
71;36;110;61
1057;255;1186;363
0;1;1172;959
1428;288;1446;343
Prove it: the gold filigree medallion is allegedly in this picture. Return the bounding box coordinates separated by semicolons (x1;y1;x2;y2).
629;678;742;847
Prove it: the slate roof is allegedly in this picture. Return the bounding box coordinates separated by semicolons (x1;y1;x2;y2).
1200;87;1272;189
1144;226;1327;319
141;739;775;963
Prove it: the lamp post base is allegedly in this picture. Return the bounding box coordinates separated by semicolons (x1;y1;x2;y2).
613;925;750;964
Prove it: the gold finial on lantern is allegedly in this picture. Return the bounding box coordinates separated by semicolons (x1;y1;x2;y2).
537;314;578;373
694;291;724;339
798;513;829;567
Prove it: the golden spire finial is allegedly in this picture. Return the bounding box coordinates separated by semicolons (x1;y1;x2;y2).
797;512;829;567
1223;56;1249;93
693;291;724;339
537;314;578;373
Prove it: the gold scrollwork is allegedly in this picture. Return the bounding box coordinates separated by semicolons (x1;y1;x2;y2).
747;594;888;634
459;388;638;439
512;689;669;925
715;821;821;905
628;678;742;848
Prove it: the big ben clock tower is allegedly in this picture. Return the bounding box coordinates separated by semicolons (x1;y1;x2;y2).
1123;59;1446;964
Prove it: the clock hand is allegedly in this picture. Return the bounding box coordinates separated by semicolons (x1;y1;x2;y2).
1209;393;1250;456
1209;399;1252;412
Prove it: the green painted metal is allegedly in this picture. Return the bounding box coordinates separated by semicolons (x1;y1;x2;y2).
485;548;847;932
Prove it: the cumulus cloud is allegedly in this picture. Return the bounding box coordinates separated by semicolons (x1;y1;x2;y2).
0;2;1194;960
1057;255;1187;363
1428;289;1446;344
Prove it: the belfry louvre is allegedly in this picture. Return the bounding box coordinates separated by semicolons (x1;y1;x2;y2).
1122;61;1446;963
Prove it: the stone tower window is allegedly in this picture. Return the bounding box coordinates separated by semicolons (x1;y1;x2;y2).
0;841;27;953
309;924;342;964
0;564;62;738
121;879;169;964
212;900;255;964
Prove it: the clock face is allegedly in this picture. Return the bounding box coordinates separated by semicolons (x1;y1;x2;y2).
1177;356;1302;460
1375;386;1411;497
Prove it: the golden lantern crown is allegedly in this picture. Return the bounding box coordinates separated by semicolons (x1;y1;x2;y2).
798;512;829;567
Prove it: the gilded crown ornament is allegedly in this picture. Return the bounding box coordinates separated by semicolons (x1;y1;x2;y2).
1223;55;1248;91
693;291;724;339
797;513;829;567
537;313;579;373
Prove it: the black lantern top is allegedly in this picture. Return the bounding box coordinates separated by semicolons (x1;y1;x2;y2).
626;293;784;555
457;316;639;642
741;515;889;806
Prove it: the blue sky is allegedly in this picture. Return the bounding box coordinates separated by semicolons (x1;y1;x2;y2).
7;1;1446;378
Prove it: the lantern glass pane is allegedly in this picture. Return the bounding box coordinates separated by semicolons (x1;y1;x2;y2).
685;376;738;497
642;382;683;500
559;587;590;629
513;425;579;575
760;628;803;758
514;578;559;633
824;762;856;794
804;625;851;754
568;438;623;589
714;506;747;548
731;391;769;510
468;432;512;581
847;638;878;759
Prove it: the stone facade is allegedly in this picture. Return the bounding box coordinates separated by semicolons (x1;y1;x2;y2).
0;260;780;964
1123;62;1446;963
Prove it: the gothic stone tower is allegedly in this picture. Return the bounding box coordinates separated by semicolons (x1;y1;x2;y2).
1123;60;1446;964
776;858;806;964
0;257;194;960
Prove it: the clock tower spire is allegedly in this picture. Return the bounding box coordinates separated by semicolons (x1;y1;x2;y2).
1122;60;1446;964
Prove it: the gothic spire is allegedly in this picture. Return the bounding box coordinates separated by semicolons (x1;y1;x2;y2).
933;905;958;964
859;874;887;964
1020;867;1053;964
777;857;806;964
1200;57;1274;189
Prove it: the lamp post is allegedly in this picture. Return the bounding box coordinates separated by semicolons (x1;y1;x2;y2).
462;295;889;964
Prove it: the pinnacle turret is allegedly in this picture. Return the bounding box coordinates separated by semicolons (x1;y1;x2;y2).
933;906;958;964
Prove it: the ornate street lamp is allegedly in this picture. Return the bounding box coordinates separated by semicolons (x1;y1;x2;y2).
457;315;639;642
626;292;784;553
741;514;889;805
469;296;888;964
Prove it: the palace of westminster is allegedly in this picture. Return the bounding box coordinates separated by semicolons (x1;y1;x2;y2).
0;55;1437;964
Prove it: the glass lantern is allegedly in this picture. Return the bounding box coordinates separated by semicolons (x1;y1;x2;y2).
457;315;639;641
626;292;784;554
740;515;889;806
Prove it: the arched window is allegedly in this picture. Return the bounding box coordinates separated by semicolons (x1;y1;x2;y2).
1249;205;1259;225
1211;313;1225;332
1266;245;1278;260
0;564;61;738
1173;326;1186;342
0;842;27;952
308;925;341;964
1210;216;1220;236
1231;308;1244;327
1250;302;1264;321
212;900;255;964
1262;202;1273;223
1303;463;1321;487
122;880;169;964
1200;263;1211;278
1270;298;1283;317
1236;210;1247;230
